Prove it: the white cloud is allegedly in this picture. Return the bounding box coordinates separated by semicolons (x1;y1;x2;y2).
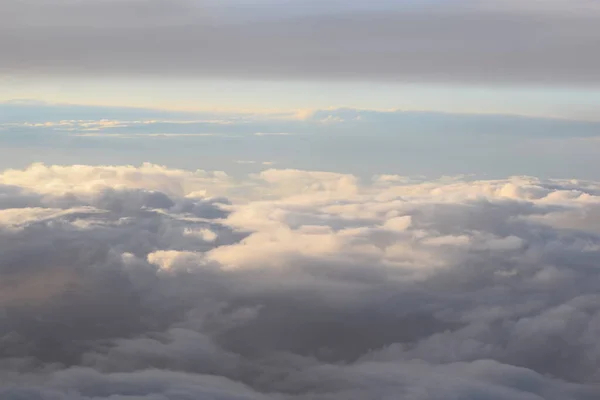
382;215;412;231
72;133;222;138
254;132;293;136
148;250;207;272
1;163;600;398
0;163;235;198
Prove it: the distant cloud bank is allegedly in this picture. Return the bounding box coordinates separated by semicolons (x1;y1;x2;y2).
2;101;600;179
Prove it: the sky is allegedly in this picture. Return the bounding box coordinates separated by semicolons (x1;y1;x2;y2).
1;0;600;179
3;1;600;399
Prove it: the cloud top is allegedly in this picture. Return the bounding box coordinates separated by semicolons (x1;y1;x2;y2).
1;163;600;398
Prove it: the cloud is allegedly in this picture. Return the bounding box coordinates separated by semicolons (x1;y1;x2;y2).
10;102;600;181
254;132;294;137
0;162;234;197
72;133;225;139
4;103;600;139
1;0;600;85
2;368;269;400
2;163;600;398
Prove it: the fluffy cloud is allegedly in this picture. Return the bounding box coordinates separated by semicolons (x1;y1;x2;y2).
2;163;600;399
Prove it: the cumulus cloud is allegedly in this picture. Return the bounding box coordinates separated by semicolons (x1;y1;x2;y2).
1;0;600;85
2;163;600;398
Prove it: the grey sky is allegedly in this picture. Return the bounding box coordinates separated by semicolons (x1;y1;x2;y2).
2;0;600;86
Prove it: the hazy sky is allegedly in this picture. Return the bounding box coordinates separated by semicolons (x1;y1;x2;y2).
2;101;600;179
1;0;600;179
1;0;599;116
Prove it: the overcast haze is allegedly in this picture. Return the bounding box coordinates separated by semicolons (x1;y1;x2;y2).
2;1;600;399
3;0;600;85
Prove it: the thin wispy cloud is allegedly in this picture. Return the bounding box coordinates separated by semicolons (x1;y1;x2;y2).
254;132;294;136
72;133;225;139
3;102;600;179
235;160;276;166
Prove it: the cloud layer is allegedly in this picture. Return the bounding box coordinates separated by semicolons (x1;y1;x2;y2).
1;163;600;398
2;0;600;85
4;102;600;179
